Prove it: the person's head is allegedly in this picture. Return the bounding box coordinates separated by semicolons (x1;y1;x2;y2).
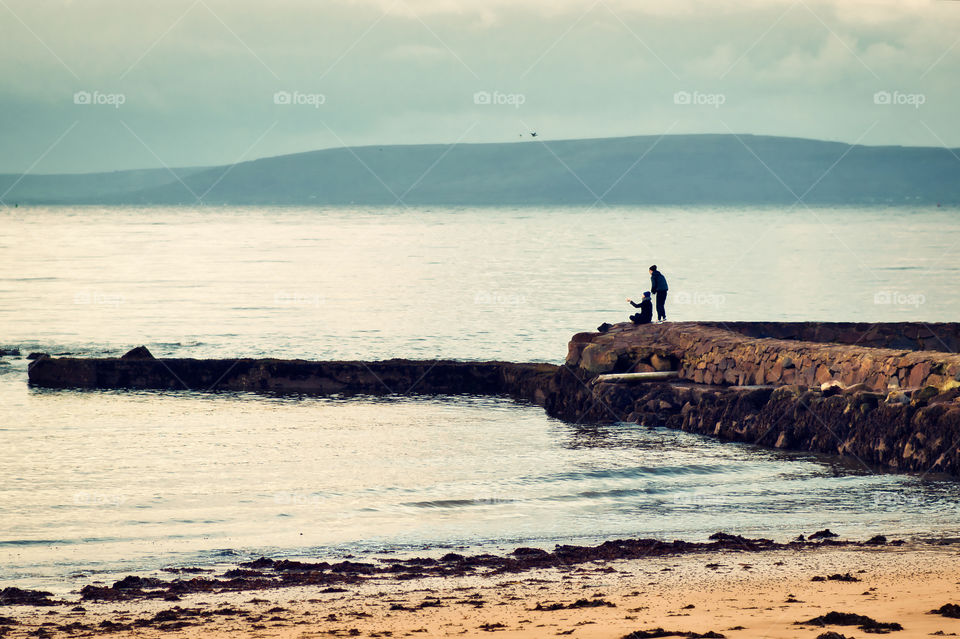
649;264;657;274
643;291;651;299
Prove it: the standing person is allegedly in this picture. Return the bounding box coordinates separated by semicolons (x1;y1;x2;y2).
649;265;668;322
626;292;653;324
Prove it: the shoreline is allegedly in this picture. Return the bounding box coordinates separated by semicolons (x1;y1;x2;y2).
8;523;960;598
2;534;959;638
4;533;887;605
8;518;960;598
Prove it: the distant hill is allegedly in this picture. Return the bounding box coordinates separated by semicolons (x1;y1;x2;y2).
4;134;959;206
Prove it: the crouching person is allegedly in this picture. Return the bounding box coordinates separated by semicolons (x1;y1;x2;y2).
627;291;653;325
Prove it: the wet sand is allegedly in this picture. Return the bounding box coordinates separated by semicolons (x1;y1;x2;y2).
3;540;960;638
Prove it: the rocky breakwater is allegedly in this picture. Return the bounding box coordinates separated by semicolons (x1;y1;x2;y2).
701;321;960;353
547;322;960;475
27;347;557;405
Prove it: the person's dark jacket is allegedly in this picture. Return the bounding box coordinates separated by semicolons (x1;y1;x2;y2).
630;298;653;324
651;270;668;294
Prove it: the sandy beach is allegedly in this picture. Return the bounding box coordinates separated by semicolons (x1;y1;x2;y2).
3;538;959;639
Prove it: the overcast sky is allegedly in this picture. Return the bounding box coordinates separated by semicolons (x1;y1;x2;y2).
1;0;958;174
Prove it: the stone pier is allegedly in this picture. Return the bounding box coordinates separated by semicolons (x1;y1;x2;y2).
27;352;557;406
548;321;960;475
23;321;960;476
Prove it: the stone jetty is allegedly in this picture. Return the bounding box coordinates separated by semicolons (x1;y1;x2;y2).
25;321;960;475
27;352;556;406
550;321;960;475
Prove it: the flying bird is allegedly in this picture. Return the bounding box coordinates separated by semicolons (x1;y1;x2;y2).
530;132;537;137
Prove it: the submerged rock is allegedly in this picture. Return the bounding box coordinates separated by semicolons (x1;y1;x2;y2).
120;345;155;360
0;587;61;606
809;529;839;540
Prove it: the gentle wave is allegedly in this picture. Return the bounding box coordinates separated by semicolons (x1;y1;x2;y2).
523;464;733;484
402;498;520;509
0;537;123;547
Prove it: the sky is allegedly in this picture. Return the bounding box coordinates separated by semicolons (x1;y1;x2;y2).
1;0;959;174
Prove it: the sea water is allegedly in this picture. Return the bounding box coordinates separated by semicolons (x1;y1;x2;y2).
2;205;960;593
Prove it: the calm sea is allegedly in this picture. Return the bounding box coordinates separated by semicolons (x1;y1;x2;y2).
2;205;960;593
